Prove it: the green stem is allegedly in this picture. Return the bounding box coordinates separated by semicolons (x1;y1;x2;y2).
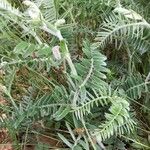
65;53;78;76
7;92;18;110
81;119;97;150
60;40;78;76
121;135;150;149
125;43;132;74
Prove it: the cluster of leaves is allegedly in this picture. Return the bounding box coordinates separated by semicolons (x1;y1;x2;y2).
0;0;150;149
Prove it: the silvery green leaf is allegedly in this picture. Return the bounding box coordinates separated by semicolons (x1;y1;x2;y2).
114;7;143;21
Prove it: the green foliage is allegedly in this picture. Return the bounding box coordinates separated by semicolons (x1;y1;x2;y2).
0;0;150;149
75;41;109;90
122;74;150;100
94;96;135;141
95;12;150;51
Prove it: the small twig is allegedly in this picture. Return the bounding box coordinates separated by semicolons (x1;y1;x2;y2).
22;125;29;150
79;58;94;89
127;96;150;112
81;119;97;150
72;59;94;107
145;72;150;82
121;135;150;149
126;81;150;93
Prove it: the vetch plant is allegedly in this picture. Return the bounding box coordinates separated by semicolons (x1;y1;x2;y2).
0;0;150;149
